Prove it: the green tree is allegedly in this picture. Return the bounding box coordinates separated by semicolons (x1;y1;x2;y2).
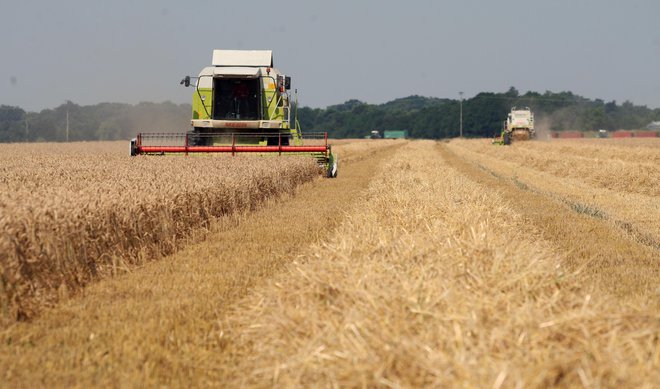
0;105;26;142
97;121;122;140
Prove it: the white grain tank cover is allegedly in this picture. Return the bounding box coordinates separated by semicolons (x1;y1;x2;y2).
213;67;261;78
212;50;273;67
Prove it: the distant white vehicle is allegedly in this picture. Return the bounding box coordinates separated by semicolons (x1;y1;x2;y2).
646;121;660;130
502;107;535;144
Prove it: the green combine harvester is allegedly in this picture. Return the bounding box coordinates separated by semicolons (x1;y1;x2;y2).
492;107;535;145
130;49;338;178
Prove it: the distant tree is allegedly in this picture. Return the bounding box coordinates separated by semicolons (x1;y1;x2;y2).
0;105;26;142
97;121;122;140
504;86;519;97
1;91;656;143
0;101;192;142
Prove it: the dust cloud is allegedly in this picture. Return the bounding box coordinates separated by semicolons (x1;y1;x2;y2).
534;116;554;140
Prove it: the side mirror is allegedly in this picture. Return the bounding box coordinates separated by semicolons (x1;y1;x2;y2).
284;76;291;90
180;76;191;87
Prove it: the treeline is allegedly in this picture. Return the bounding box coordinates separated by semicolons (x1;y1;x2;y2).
0;101;191;142
298;87;660;138
2;88;659;142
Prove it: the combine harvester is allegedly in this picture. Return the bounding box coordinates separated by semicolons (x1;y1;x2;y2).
130;50;338;178
493;107;535;145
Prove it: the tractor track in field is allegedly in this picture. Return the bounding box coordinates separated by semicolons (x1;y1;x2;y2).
0;141;404;387
474;161;660;252
437;142;660;300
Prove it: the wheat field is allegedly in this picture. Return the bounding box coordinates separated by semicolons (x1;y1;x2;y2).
0;138;657;388
0;142;323;323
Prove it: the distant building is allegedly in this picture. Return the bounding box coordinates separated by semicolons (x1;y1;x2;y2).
613;130;634;138
383;130;407;139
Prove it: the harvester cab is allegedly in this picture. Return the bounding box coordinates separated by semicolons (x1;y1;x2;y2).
130;50;338;178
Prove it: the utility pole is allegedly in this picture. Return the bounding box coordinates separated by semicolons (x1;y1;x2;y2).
25;117;29;142
459;91;464;138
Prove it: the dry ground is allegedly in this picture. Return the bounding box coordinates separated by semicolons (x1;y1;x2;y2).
0;138;658;388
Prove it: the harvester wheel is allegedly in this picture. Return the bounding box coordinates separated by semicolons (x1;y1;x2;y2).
190;129;211;146
130;138;137;156
327;161;338;178
503;132;511;145
187;131;199;146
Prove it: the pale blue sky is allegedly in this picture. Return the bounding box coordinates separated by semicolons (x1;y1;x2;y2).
1;0;659;111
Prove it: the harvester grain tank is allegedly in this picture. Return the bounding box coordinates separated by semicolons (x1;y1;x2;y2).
130;50;337;178
501;107;535;145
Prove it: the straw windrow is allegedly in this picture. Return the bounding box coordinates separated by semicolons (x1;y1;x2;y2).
215;140;658;387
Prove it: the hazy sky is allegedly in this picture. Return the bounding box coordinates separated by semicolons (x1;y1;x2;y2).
2;0;659;111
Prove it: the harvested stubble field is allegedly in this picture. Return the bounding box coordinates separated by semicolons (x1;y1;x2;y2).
0;138;658;388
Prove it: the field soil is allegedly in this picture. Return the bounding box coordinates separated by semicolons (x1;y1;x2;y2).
0;138;658;388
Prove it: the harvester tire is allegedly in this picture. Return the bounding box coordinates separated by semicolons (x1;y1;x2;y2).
188;131;209;146
327;161;338;178
503;133;511;145
130;138;137;156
